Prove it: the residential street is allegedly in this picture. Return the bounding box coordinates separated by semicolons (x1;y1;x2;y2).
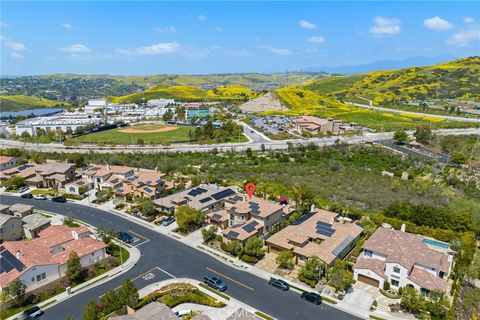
0;195;361;320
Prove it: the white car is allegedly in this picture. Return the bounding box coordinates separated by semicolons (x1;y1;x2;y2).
33;194;48;200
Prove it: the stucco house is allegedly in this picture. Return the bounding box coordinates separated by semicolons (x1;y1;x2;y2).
0;214;24;241
353;226;454;296
220;195;292;244
266;209;363;266
154;185;237;214
0;156;16;171
0;225;107;293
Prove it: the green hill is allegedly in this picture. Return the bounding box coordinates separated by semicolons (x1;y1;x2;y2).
44;72;326;88
0;95;69;112
110;85;261;104
305;56;480;104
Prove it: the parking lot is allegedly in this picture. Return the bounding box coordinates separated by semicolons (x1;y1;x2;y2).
249;116;292;135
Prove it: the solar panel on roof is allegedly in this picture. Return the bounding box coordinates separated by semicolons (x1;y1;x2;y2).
199;197;213;204
316;221;335;237
1;250;26;272
211;188;235;200
229;195;243;202
155;179;163;184
228;231;240;238
332;235;354;256
211;213;222;220
143;187;153;193
116;188;124;193
242;221;259;233
196;187;207;193
146;180;152;184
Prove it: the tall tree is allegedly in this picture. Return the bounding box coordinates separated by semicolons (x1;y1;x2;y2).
118;279;139;307
100;289;121;315
66;251;83;282
174;205;203;233
9;278;26;307
83;301;99;320
243;236;264;259
393;130;409;144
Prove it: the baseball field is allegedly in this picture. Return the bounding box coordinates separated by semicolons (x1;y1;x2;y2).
70;123;196;144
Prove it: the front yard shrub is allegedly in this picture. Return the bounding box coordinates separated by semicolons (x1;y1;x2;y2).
241;254;259;263
298;273;317;288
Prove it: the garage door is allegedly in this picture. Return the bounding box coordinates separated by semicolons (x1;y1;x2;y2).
357;275;379;287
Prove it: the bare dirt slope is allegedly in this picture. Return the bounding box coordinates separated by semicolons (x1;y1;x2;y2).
239;92;287;113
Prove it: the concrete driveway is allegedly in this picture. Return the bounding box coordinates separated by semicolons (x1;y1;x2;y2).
342;282;375;312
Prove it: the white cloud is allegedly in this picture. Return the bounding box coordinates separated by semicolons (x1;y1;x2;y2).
61;23;77;30
423;16;453;31
0;21;8;28
299;20;317;30
304;48;321;54
58;44;91;53
10;52;23;59
197;15;207;21
369;16;401;37
307;36;325;43
116;42;181;56
257;45;293;56
446;28;480;46
1;36;27;52
463;17;475;24
215;26;223;32
154;25;176;33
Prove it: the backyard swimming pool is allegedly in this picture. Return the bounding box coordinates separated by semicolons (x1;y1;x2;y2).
422;238;449;249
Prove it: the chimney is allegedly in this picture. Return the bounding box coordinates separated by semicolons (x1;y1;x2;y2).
16;251;21;259
400;224;406;232
72;230;79;240
310;204;315;213
107;164;111;171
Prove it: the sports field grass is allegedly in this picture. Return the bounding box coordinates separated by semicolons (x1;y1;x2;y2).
70;123;248;145
71;124;196;144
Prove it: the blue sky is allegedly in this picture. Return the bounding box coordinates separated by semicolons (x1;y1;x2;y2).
1;1;479;75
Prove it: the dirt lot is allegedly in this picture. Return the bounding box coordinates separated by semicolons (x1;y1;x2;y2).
239;92;287;113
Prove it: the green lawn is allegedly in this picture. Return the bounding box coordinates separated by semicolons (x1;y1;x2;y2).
69;124;248;145
70;125;196;145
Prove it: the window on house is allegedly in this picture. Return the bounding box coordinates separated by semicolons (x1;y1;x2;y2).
391;279;399;287
364;250;372;257
41;273;46;279
36;275;41;281
31;277;35;282
393;266;401;273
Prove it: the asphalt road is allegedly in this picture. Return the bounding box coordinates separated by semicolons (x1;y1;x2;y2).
0;195;361;320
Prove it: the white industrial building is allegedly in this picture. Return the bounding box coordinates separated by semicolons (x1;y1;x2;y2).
84;99;108;116
147;99;175;107
15;116;101;136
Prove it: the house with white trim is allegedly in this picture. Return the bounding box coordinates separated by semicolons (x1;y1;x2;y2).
353;226;454;296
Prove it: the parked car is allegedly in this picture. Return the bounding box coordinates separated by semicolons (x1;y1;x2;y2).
203;274;227;292
162;216;176;226
18;186;29;193
116;231;134;244
51;196;67;203
268;278;290;291
19;306;43;319
301;292;322;305
33;194;48;200
21;193;33;199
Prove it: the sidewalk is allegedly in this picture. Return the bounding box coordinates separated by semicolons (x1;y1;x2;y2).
138;277;270;320
6;211;141;320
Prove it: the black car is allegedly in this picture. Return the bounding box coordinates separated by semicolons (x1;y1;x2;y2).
19;305;43;319
203;274;227;291
116;231;134;243
51;196;66;203
301;292;322;305
268;278;290;291
21;193;33;199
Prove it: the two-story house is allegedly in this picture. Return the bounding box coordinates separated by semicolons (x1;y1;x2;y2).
219;195;291;244
154;185;237;214
353;226;454;296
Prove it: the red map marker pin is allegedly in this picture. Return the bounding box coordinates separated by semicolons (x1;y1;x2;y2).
245;182;256;198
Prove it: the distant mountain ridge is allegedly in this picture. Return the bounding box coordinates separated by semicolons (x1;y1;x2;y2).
304;55;458;75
